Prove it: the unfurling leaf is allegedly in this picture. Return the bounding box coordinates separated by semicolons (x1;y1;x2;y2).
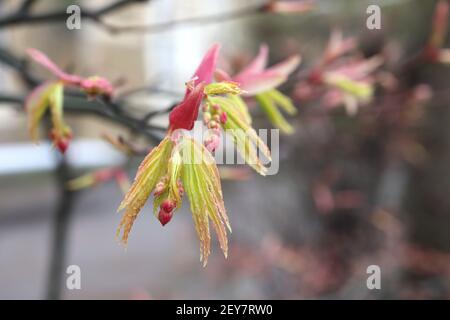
26;80;72;153
26;81;58;143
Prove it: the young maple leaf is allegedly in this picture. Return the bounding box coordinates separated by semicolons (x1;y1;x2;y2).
25;48;114;153
117;44;231;266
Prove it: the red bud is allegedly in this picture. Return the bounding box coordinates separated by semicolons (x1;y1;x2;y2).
56;138;69;153
158;208;173;226
423;44;440;63
161;199;175;213
219;112;228;124
308;69;323;85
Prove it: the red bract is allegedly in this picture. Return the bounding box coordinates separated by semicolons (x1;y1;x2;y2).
27;48;114;98
189;44;221;90
169;82;206;131
169;44;220;131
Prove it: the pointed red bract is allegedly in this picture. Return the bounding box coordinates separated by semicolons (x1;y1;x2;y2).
190;44;221;88
169;82;206;130
169;44;221;130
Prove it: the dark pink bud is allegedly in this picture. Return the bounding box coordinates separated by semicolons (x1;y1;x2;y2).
161;199;175;213
56;138;69;154
308;69;323;85
158;209;173;226
423;44;440;63
219;112;227;124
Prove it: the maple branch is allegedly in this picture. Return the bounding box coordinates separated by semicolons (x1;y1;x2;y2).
0;0;267;35
0;0;150;30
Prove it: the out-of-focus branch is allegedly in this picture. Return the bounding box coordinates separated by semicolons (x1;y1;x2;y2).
0;0;150;30
17;0;39;14
0;91;167;141
0;0;268;35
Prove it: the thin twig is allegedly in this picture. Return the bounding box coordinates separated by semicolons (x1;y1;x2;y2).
0;0;150;30
0;0;265;35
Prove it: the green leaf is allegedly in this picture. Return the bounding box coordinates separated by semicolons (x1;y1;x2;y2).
117;136;174;244
226;94;252;124
179;137;230;266
26;81;60;143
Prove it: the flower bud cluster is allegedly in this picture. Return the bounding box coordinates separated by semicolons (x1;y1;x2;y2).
202;103;227;152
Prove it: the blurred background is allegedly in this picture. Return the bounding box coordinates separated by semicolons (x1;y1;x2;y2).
0;0;449;299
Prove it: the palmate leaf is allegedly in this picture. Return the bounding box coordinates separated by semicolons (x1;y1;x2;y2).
208;96;271;176
178;137;230;266
117;136;174;244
